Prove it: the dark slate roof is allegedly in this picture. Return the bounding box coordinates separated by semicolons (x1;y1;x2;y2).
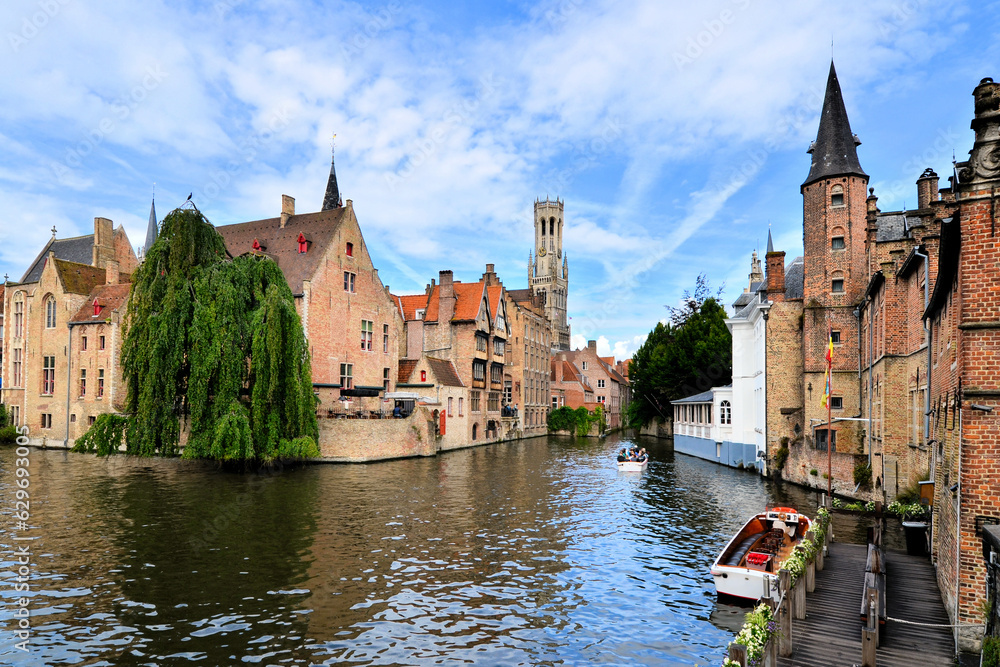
215;208;348;296
144;199;158;255
427;357;464;387
803;61;867;188
875;213;912;242
70;283;131;324
673;389;715;404
20;235;94;283
507;288;533;302
322;152;342;211
925;215;959;319
785;257;805;300
732;282;767;310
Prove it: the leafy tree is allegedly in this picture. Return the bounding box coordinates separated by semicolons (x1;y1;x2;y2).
627;277;732;428
74;207;319;463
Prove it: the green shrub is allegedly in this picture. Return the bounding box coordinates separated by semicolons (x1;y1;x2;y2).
983;636;1000;667
854;461;873;488
547;406;602;435
772;446;789;473
0;425;18;443
810;468;818;476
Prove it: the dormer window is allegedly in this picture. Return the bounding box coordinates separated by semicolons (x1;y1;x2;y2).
830;185;845;208
346;242;353;257
252;238;266;252
297;233;308;254
93;298;102;317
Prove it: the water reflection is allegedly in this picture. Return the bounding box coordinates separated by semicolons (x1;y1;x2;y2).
1;434;872;665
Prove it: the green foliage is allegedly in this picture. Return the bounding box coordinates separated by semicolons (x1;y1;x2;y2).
809;468;818;476
0;425;18;443
73;207;318;464
984;636;1000;667
547;405;602;435
772;446;789;474
0;403;9;427
853;461;873;488
74;414;128;456
722;603;776;667
627;276;732;428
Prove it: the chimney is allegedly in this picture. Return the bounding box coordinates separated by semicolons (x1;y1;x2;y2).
588;340;597;353
105;260;120;285
438;270;455;322
766;250;786;301
483;263;497;285
280;195;295;228
916;168;938;209
92;217;114;268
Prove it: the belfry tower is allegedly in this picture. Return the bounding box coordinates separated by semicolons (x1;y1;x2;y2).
529;197;570;350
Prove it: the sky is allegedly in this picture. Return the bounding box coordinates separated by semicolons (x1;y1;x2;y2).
1;0;998;360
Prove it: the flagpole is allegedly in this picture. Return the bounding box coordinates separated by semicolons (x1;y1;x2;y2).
827;324;833;499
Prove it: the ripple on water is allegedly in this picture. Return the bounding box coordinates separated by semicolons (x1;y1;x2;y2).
0;434;831;666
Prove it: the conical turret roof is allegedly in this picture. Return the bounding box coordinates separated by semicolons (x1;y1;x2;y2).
322;147;342;211
803;61;867;188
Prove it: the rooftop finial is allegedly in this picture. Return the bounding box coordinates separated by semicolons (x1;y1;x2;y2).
51;225;57;237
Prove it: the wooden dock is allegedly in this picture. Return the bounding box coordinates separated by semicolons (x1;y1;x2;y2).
777;541;954;666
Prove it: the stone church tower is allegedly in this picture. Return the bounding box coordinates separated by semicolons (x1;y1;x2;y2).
528;197;571;350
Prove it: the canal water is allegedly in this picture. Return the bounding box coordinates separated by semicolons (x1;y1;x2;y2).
1;433;854;665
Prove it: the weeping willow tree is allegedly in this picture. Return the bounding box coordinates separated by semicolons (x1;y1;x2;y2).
74;207;319;463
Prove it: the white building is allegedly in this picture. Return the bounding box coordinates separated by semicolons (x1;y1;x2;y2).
672;386;744;466
722;248;770;473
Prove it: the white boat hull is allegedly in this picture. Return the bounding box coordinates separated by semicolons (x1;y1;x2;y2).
618;460;647;471
710;508;812;601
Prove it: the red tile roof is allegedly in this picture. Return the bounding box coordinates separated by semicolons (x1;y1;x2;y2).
397;359;418;384
395;293;430;321
215;208;348;296
70;283;131;324
451;282;486;321
487;285;504;320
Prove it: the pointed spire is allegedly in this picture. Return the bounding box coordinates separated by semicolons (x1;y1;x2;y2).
766;228;774;253
322;135;343;211
144;197;158;257
803;61;867;188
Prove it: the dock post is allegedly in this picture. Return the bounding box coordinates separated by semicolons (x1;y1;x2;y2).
779;568;793;657
861;628;877;666
764;596;778;667
805;529;817;591
793;575;806;619
815;537;824;571
727;643;747;666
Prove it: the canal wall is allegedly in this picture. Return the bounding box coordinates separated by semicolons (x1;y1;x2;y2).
674;433;761;471
639;419;672;439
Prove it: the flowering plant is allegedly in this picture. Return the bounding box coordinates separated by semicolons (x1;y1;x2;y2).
722;603;777;667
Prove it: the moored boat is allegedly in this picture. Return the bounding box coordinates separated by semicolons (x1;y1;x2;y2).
710;507;813;601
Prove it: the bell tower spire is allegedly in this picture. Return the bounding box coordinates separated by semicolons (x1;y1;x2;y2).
322;134;343;211
530;197;570;350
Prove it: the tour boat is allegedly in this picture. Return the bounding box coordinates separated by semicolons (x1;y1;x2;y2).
710;507;813;601
617;459;648;472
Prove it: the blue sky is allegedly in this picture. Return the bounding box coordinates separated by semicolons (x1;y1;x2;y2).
1;0;998;359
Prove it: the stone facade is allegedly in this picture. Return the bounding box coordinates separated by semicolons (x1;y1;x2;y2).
505;291;552;436
529;197;571;350
1;217;137;444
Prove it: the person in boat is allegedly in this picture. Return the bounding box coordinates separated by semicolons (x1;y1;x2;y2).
617;448;627;462
636;448;648;463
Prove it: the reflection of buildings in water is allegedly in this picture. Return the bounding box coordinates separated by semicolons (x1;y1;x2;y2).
300;439;575;657
0;449;324;664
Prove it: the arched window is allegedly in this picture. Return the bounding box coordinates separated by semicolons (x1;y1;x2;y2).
830;184;845;207
541;219;546;235
12;291;24;338
472;423;478;441
549;217;555;235
45;295;57;328
720;400;732;425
